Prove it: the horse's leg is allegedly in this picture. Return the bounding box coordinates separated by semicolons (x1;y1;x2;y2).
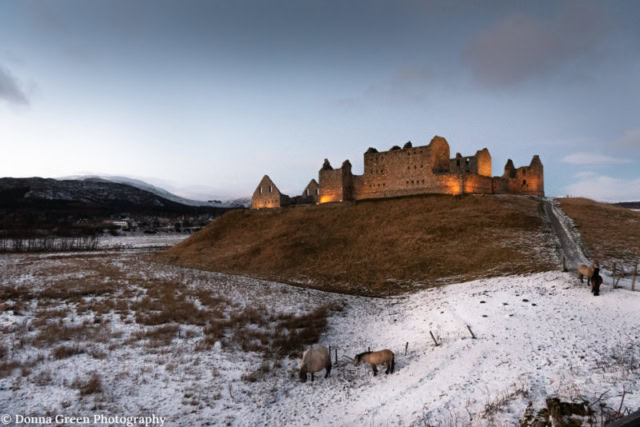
325;365;331;378
385;361;390;374
579;273;583;283
311;372;314;382
372;364;378;376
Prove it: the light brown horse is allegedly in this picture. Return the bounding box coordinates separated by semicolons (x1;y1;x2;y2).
299;344;331;382
353;349;395;376
578;262;599;286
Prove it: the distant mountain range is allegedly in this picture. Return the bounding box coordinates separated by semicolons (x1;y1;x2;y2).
615;201;640;209
0;177;241;230
60;175;250;208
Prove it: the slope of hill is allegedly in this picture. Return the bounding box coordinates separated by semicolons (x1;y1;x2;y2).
558;197;640;268
158;194;559;296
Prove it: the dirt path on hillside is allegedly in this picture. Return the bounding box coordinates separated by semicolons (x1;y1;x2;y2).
542;198;589;271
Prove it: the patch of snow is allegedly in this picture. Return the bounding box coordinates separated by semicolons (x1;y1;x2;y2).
1;252;639;426
97;234;188;249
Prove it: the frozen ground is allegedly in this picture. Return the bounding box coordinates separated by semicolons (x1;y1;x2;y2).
1;249;639;426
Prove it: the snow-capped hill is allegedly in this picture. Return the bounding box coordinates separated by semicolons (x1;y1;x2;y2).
62;175;248;208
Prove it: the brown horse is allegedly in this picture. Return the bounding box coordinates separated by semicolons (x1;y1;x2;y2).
578;262;599;286
299;345;331;383
353;349;395;376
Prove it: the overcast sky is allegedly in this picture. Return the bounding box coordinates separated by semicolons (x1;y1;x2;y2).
1;0;639;201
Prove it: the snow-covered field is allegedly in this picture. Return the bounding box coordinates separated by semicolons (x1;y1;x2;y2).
1;250;639;426
97;233;188;249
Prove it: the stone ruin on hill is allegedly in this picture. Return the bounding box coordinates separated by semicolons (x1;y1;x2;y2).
251;135;544;209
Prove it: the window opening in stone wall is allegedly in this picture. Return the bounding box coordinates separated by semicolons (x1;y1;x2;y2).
269;185;272;193
316;188;319;195
306;189;309;196
456;160;460;167
259;187;263;194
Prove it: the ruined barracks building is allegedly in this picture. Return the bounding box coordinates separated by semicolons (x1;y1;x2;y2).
251;136;544;209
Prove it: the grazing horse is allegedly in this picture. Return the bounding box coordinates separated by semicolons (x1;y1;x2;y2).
299;344;331;383
578;262;599;286
353;349;395;376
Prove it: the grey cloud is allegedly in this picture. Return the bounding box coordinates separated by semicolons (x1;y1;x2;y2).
617;129;640;150
0;65;29;106
462;2;610;87
566;175;640;202
338;65;434;109
562;152;630;165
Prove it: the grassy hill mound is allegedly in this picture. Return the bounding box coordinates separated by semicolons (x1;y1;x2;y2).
158;195;558;296
558;197;640;268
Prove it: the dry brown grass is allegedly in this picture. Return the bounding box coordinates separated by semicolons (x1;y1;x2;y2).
559;198;640;267
158;194;556;296
72;371;102;396
52;344;85;359
32;322;103;348
201;303;341;359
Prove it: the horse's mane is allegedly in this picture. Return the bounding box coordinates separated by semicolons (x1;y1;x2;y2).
355;351;372;361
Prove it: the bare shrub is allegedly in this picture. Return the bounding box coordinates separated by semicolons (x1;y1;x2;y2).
271;304;337;358
482;383;530;423
32;322;101;348
32;370;53;386
87;348;107;360
52;345;85;360
130;325;179;348
132;281;210;326
241;370;259;383
72;372;102;396
0;361;20;378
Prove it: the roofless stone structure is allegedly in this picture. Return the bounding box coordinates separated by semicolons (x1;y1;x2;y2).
251;136;543;209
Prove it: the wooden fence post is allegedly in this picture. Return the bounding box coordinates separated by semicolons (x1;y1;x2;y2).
612;263;617;287
429;331;440;347
562;256;567;272
632;262;638;292
335;347;338;364
467;325;476;339
405;342;409;355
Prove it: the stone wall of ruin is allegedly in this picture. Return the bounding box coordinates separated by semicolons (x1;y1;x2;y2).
251;136;544;209
251;182;282;209
356;136;453;200
319;168;346;203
